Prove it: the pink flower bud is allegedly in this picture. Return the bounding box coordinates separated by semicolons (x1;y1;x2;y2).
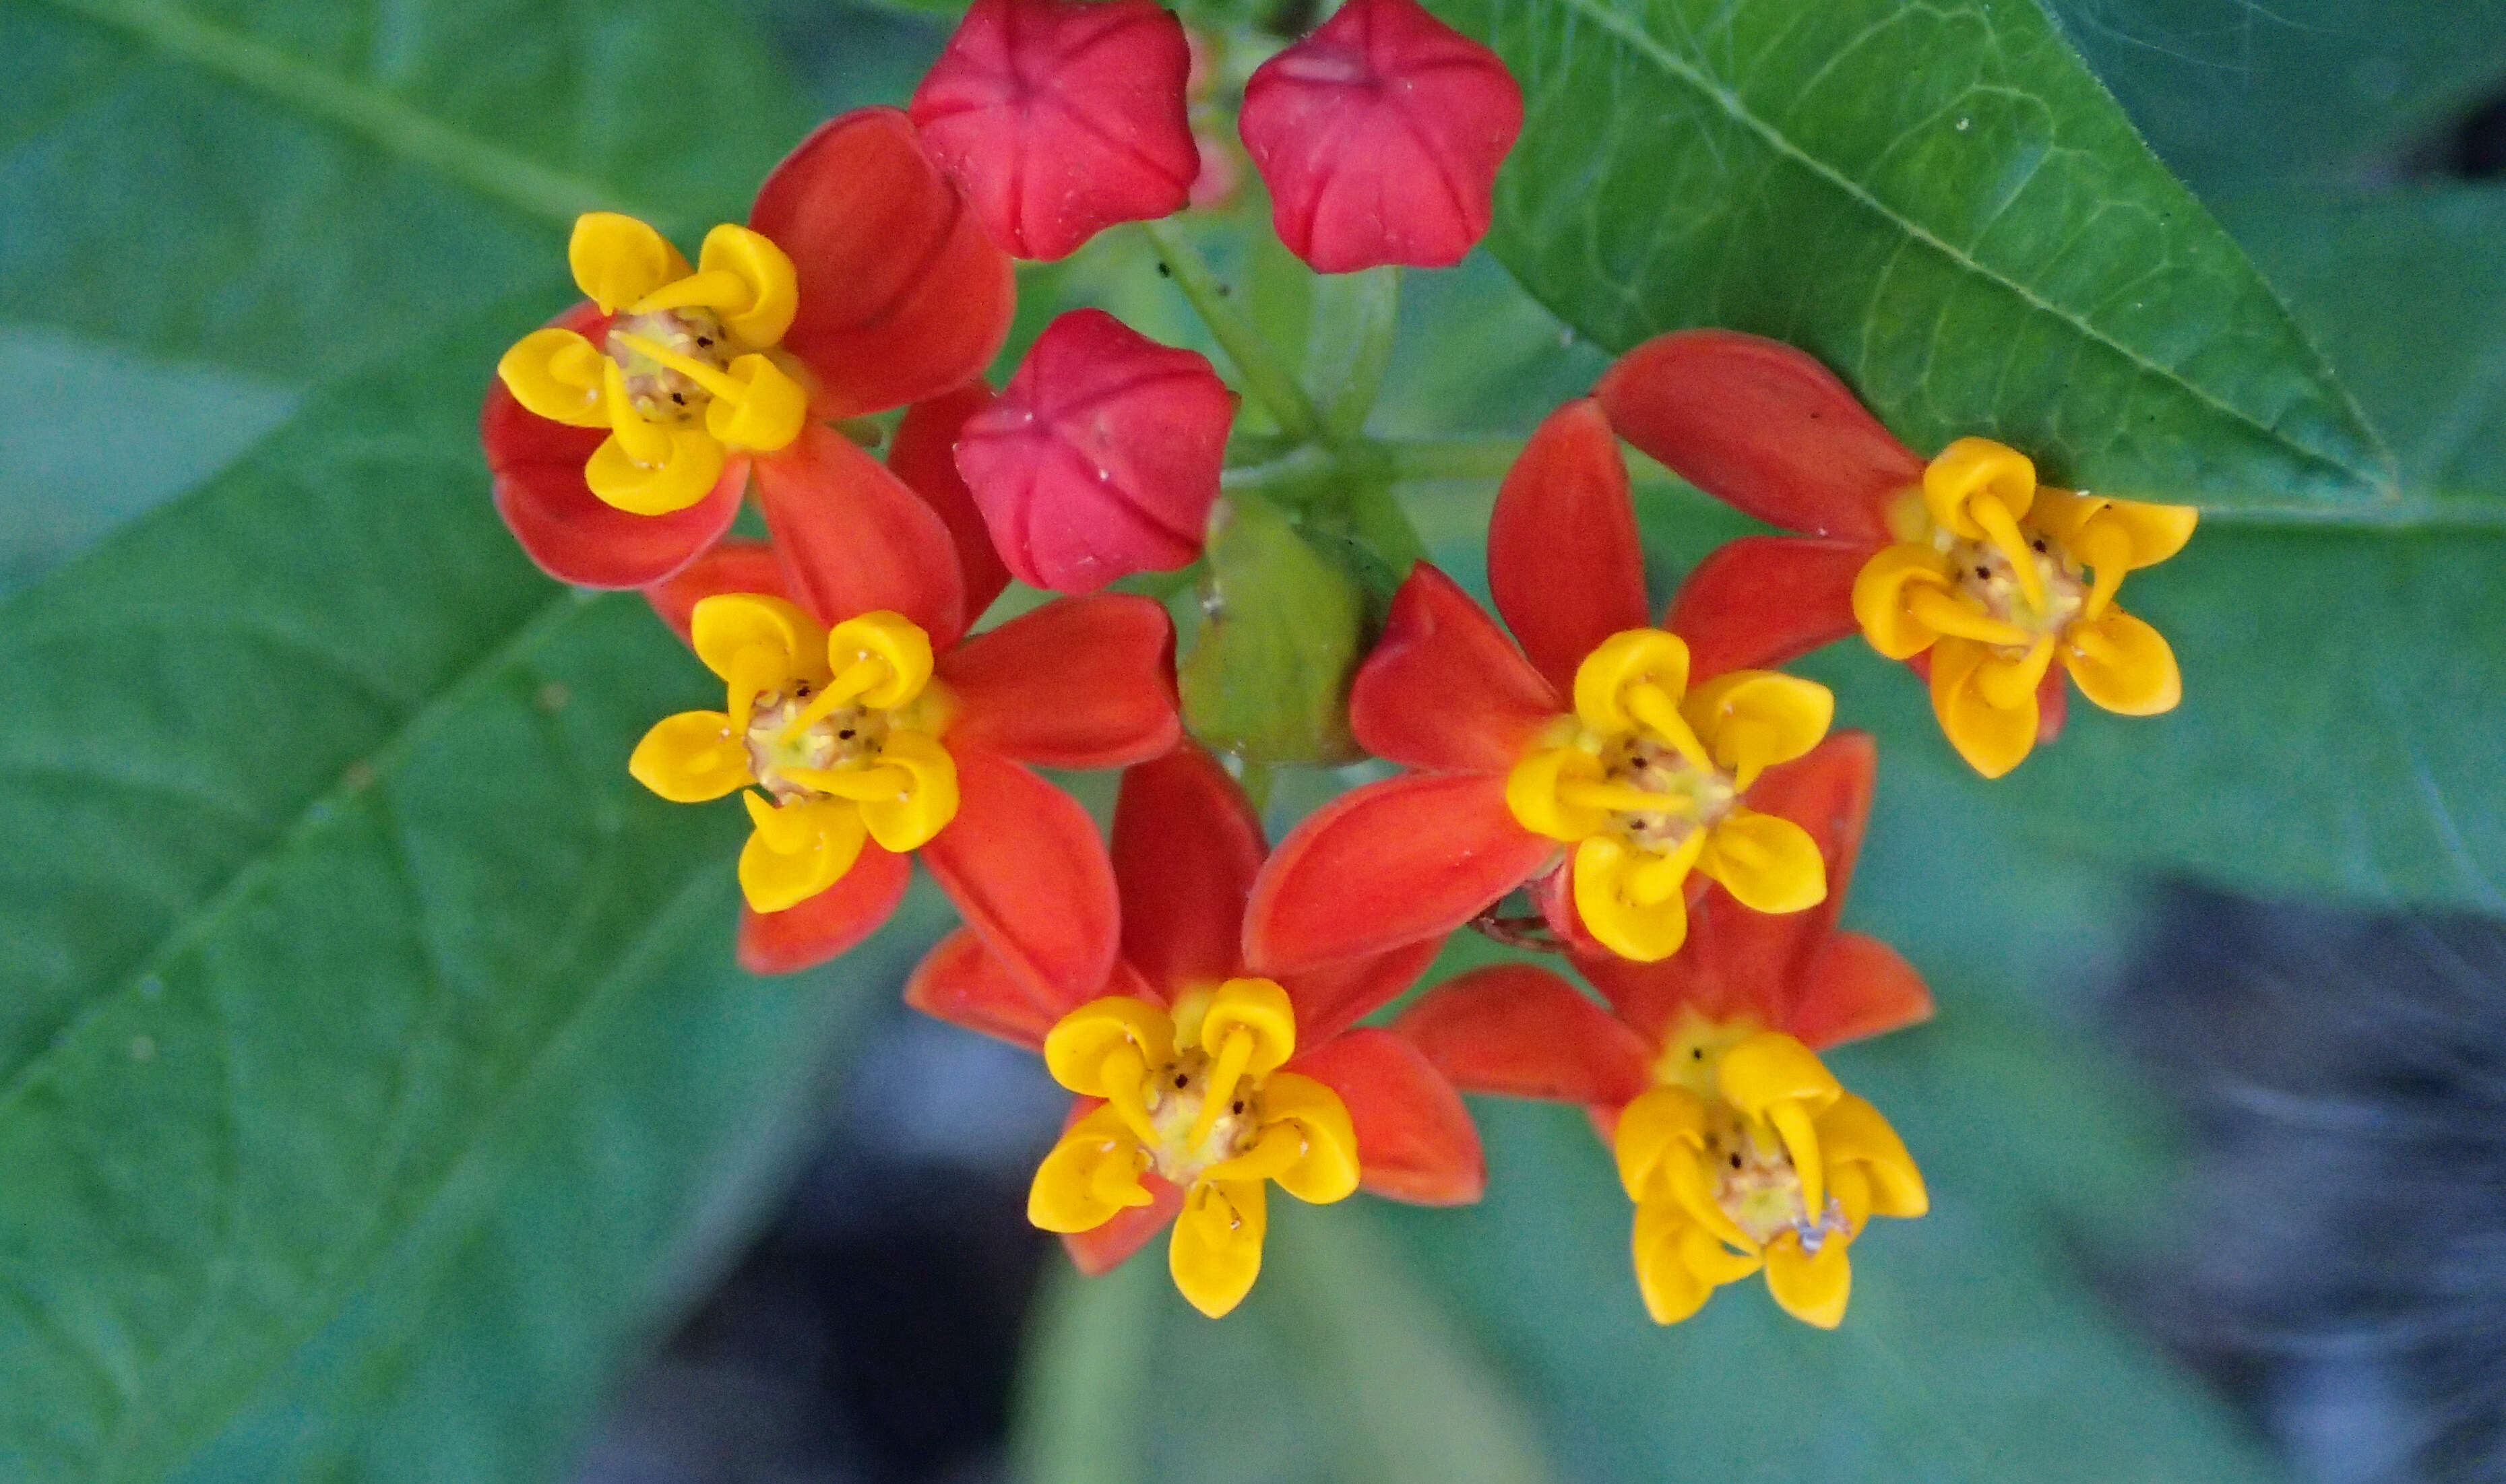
1237;0;1524;273
908;0;1199;261
954;309;1236;594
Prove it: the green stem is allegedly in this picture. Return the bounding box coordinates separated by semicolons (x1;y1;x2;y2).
1315;267;1402;445
1381;436;1527;482
1142;220;1325;445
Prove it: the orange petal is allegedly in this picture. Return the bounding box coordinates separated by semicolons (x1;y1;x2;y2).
936;593;1180;768
1788;932;1933;1050
1110;743;1265;998
904;925;1071;1050
1664;536;1869;681
736;843;913;974
1290;1028;1485;1205
1243;771;1557;973
1278;935;1441;1045
1348;564;1560;773
643;539;790;647
1594;330;1920;543
755;422;968;643
748;108;1015;420
918;743;1121;1003
1062;1169;1185;1275
1396;963;1652;1105
1488;399;1650;695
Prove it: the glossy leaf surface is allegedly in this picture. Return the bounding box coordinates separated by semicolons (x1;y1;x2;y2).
1428;0;2395;509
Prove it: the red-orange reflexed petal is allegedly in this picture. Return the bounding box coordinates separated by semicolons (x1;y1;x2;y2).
1488;399;1649;694
904;925;1068;1049
937;594;1179;768
644;539;790;647
1243;771;1556;973
482;315;747;589
737;843;913;975
892;383;1013;623
1395;963;1652;1105
1291;1027;1484;1204
918;743;1121;1002
1788;931;1933;1050
1665;535;1870;680
756;422;968;643
1280;935;1441;1045
1594;329;1921;543
1348;564;1559;773
2038;662;2069;743
1574;933;1741;1050
748;108;1016;419
1064;1169;1185;1275
1112;743;1264;996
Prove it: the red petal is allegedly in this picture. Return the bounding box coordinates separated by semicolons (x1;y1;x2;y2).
481;307;745;590
1573;944;1738;1050
737;843;912;974
1243;771;1555;973
908;0;1198;261
1395;963;1652;1105
1111;744;1264;997
892;383;1013;624
1787;932;1933;1050
1594;330;1921;542
1279;935;1440;1045
2038;663;2069;742
1292;1028;1484;1204
1237;0;1523;272
953;309;1234;594
938;593;1180;768
919;743;1121;1002
1064;1170;1185;1275
644;539;790;647
1665;536;1870;680
1348;564;1559;773
756;423;968;643
749;108;1015;419
904;925;1069;1049
1488;399;1650;694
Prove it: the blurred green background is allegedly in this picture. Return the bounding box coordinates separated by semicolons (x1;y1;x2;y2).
6;0;2506;1481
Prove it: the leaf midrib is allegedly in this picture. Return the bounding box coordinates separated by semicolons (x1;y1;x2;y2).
1534;0;2391;494
38;0;654;230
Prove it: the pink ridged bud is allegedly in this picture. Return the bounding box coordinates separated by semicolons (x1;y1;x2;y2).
954;309;1236;594
1238;0;1524;273
909;0;1199;261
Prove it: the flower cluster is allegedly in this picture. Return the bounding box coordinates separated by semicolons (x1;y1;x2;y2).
475;0;2195;1328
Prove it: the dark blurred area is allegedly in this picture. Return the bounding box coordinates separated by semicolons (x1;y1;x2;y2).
566;1011;1066;1484
2114;886;2506;1484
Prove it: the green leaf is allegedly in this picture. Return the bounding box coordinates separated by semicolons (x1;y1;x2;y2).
1429;0;2395;510
1015;1200;1561;1484
0;300;836;1481
2213;187;2506;501
3;0;809;380
1181;494;1369;766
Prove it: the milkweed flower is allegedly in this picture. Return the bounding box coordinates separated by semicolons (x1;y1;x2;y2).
953;309;1236;593
484;109;1014;588
908;744;1484;1317
627;451;1179;986
1243;400;1836;971
1237;0;1524;272
1398;732;1930;1328
909;0;1199;260
1596;330;2197;779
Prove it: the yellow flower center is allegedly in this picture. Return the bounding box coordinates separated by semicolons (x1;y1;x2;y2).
496;212;809;516
1503;629;1831;962
627;595;960;914
1850;437;2198;778
1028;980;1360;1318
1613;1029;1926;1330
